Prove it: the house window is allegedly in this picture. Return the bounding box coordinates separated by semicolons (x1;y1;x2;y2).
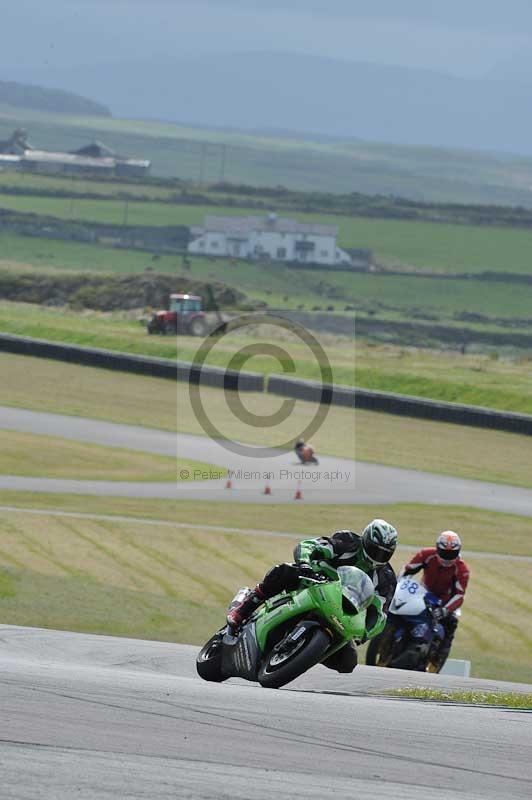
321;250;328;257
276;247;287;259
211;241;219;249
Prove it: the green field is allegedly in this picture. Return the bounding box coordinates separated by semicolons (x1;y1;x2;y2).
0;232;180;274
4;189;532;274
1;303;531;414
2;353;532;488
3;102;532;206
0;170;182;200
0;430;221;482
0;496;529;683
1;493;529;558
1;235;531;345
2;162;532;361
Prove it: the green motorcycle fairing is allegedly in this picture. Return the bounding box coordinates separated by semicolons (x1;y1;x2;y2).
253;567;386;662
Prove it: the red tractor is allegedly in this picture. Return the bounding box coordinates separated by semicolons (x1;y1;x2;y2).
147;293;208;336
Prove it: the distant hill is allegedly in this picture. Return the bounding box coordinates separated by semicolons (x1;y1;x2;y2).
24;51;532;154
0;80;111;117
487;50;532;85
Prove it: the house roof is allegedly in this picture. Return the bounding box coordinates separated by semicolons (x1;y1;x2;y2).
0;128;33;155
71;140;117;159
202;214;338;237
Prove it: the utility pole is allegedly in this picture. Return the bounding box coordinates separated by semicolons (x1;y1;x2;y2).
198;143;207;184
220;144;227;182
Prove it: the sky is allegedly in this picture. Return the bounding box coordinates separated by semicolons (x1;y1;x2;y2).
2;0;532;81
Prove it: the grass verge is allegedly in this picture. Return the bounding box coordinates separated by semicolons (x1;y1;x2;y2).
0;493;530;557
0;430;223;482
384;689;532;706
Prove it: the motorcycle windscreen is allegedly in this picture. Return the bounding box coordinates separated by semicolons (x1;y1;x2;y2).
390;579;427;616
337;567;374;614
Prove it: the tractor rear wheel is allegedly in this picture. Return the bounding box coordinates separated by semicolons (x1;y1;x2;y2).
189;317;207;337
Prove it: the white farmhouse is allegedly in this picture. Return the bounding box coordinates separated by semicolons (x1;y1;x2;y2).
188;213;352;266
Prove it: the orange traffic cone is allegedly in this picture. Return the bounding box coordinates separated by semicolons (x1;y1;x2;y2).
294;482;303;500
225;478;233;490
263;483;272;496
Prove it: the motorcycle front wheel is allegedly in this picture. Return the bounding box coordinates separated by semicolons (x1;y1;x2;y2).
258;627;330;689
196;632;226;682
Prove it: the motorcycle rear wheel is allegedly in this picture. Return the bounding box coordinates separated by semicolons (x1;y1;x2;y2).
366;632;386;667
366;625;394;667
196;633;226;682
391;643;426;671
258;627;330;689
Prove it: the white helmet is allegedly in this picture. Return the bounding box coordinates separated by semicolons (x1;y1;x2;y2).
436;530;461;566
361;519;398;566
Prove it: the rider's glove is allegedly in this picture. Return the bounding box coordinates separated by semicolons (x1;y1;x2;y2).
297;563;317;580
432;606;448;622
279;563;301;587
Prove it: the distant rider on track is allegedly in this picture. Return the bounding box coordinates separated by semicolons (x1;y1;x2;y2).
294;438;318;464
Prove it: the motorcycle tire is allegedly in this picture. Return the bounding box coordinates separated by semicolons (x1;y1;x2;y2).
391;643;426;671
196;633;226;682
366;632;383;666
258;626;330;689
366;623;394;667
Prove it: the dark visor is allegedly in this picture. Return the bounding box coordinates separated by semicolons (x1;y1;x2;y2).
437;547;459;560
364;541;394;564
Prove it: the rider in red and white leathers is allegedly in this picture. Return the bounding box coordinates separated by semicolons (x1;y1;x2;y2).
401;531;470;669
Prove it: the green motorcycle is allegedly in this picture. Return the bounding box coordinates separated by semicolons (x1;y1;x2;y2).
196;566;386;689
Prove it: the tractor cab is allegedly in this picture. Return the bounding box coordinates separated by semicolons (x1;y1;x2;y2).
169;294;203;314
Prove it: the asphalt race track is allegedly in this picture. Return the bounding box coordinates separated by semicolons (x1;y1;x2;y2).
2;406;532;514
1;626;531;800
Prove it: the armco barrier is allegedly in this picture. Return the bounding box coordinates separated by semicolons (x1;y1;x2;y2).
267;375;532;436
2;332;531;435
0;333;264;392
267;375;355;408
